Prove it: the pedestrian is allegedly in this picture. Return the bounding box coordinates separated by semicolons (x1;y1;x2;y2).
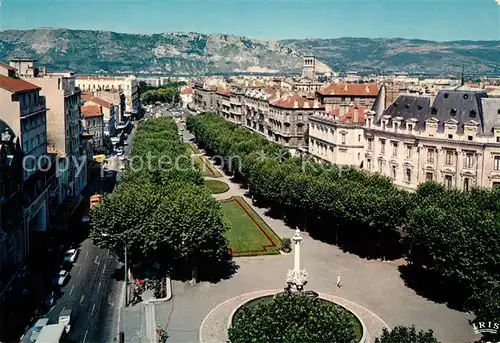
336;272;342;288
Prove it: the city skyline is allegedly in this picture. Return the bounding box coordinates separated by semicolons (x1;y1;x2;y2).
1;0;499;41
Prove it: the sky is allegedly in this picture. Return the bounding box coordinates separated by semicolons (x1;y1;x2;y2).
0;0;499;41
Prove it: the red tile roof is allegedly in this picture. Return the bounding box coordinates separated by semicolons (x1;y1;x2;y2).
81;105;102;118
0;75;40;93
270;94;325;110
181;87;194;95
317;83;379;97
0;61;16;71
216;88;231;96
81;93;113;108
327;105;367;124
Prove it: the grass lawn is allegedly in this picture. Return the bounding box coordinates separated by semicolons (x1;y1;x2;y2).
204;179;229;194
194;155;222;177
220;196;282;256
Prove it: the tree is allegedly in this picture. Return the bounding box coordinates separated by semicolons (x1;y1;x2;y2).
375;326;440;343
228;294;358;343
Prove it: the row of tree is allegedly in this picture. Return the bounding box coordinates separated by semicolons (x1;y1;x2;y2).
141;87;181;105
90;117;233;281
187;113;500;336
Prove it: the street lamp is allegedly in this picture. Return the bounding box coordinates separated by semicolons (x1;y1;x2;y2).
101;233;128;307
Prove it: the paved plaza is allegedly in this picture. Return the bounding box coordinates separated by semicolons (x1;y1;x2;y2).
122;128;478;343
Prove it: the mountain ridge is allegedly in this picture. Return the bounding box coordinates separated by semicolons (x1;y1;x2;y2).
0;28;499;75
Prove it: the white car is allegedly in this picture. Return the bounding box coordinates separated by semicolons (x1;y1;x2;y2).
58;270;69;286
116;150;124;156
63;249;78;263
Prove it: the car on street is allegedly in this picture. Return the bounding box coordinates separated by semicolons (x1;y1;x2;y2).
57;270;68;286
63;249;78;263
29;318;49;343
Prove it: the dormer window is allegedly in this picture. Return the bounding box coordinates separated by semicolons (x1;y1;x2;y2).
463;94;469;100
418;105;423;110
450;108;457;116
394;102;399;107
444;93;449;99
408;124;413;131
431;107;438;115
470;110;477;118
405;104;410;109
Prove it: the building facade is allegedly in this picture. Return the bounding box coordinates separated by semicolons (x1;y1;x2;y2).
364;87;500;190
12;62;88;202
81;105;105;152
76;75;139;113
81;94;117;137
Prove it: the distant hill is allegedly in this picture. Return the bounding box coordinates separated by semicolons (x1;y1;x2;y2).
280;37;500;75
0;28;498;75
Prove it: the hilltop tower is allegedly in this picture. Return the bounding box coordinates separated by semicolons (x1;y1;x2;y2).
302;55;316;80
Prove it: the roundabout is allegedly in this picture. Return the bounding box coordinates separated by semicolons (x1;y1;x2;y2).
199;229;390;343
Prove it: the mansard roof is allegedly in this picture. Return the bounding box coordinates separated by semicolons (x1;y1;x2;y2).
377;86;500;136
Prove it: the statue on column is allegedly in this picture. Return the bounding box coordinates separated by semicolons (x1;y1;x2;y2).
285;228;308;294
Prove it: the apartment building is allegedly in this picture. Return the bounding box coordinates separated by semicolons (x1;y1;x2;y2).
364;86;500;190
193;81;216;111
81;94;117;136
11;60;88;202
0;69;56;247
243;87;277;136
316;83;382;113
180;86;194;108
215;89;232;121
268;94;324;151
81;105;105;152
92;89;126;122
76;75;139;113
309;105;367;167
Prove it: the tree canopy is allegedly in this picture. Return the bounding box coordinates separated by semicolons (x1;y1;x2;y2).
141;87;181;105
90;117;232;280
228;294;358;343
375;326;440;343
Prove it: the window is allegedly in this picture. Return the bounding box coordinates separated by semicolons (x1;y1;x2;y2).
495;156;500;171
431;107;438;115
382;121;386;130
464;178;470;192
450;108;457;116
405;168;411;182
427;149;435;163
392;142;398;157
426;172;433;182
494;182;500;189
341;133;346;145
470;110;476;118
366;158;372;170
378;160;383;173
468;135;473;141
391;165;397;179
406;145;412;158
463;94;469;100
448;134;453;139
381;140;386;154
445;175;453;189
368;138;373;151
445;150;454;165
408;124;413;131
358;134;361;142
444;93;449;99
465;153;474;168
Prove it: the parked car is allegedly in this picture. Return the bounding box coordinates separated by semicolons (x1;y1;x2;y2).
64;249;78;263
29;318;49;343
58;270;69;286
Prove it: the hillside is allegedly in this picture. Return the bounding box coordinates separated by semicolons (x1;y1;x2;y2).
0;28;498;75
280;37;500;75
0;28;302;75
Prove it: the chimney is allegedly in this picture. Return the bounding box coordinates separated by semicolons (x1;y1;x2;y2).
293;100;298;108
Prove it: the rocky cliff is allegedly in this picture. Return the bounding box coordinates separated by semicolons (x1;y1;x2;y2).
0;28;498;75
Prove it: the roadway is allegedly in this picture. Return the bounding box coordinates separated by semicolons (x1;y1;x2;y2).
46;239;121;343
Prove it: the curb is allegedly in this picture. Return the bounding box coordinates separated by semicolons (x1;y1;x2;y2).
148;277;172;303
